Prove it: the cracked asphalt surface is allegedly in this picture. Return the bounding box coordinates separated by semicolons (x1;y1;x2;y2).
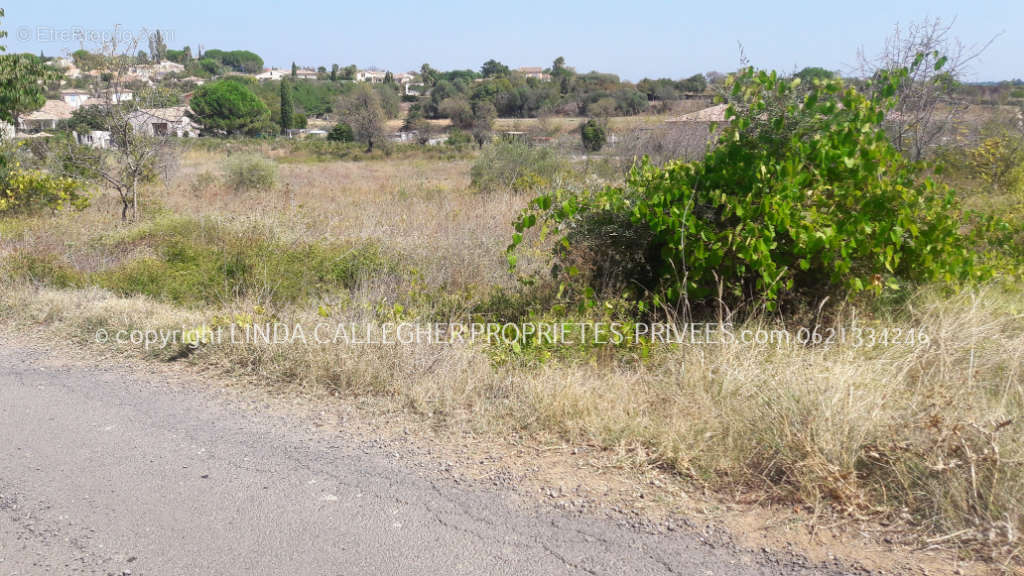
0;344;855;575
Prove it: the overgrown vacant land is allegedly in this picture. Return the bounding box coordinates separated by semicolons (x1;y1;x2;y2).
3;65;1024;570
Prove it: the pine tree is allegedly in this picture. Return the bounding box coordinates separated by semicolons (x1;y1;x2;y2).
280;78;294;132
330;64;338;82
291;62;297;78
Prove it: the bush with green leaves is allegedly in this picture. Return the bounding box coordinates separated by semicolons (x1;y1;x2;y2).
222;154;277;192
0;166;88;214
327;122;354;142
510;66;983;313
580;118;606;152
445;128;472;149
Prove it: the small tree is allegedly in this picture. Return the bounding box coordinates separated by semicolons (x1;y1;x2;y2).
61;29;178;220
470;100;496;148
440;96;473;129
327;121;354;142
481;59;509;78
279;78;294;131
342;84;384;152
859;17;996;161
580;118;606;152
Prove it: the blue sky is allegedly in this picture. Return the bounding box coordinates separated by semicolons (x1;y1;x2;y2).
4;1;1020;81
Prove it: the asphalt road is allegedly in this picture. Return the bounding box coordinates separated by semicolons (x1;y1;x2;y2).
0;343;849;575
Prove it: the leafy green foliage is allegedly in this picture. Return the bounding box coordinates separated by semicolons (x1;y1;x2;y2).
794;66;835;84
187;80;271;136
637;74;708;101
580;119;606;152
327;122;354;142
0;165;88;214
201;49;264;74
510;67;983;313
445;128;472;149
0;51;59;126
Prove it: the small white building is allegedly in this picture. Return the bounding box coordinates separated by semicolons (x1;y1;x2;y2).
255;68;286;81
152;60;185;76
105;89;134;105
76;130;111;149
60;89;92;109
294;68;318;80
516;67;551;81
355;69;387;83
127;107;199;137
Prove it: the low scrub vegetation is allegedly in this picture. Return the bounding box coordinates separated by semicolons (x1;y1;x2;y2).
470;140;571;193
223;154;278;191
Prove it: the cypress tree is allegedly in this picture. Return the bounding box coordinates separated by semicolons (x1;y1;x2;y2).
280;79;294;132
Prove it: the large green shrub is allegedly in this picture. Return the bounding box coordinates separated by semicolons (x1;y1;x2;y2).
510;67;982;312
580;118;606;152
327;122;354;142
0;166;88;214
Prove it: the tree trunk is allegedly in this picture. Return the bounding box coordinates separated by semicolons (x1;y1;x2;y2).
131;176;138;221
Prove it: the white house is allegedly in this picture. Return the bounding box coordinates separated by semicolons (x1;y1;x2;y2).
60;89;92;109
152;60;185;76
355;69;387;83
105;89;134;105
255;68;286;81
294;68;318;80
516;67;551;81
76;130;111;149
127;107;199;137
53;57;82;79
19;100;74;132
392;72;423;95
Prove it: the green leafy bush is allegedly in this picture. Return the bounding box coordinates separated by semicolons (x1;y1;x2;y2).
222;154;277;192
0;166;88;214
445;128;472;149
580;118;606;152
327;122;354;142
510;67;982;313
